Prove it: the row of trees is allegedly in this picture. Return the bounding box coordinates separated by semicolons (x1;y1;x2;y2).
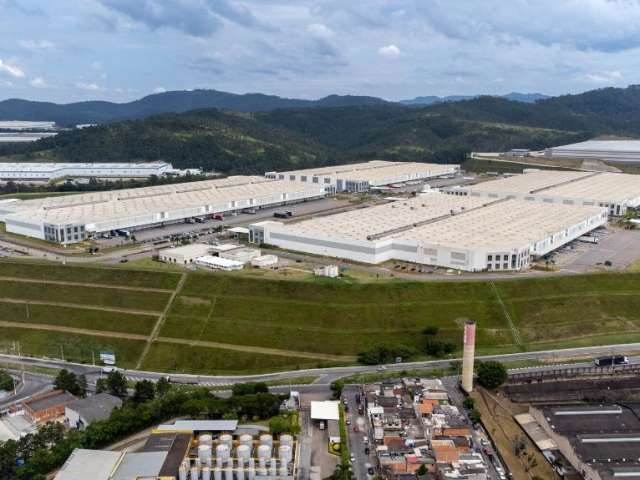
0;380;284;480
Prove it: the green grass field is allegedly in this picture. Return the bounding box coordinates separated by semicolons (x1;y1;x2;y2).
1;261;640;373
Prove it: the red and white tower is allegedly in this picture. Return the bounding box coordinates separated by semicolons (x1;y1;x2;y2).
461;320;476;393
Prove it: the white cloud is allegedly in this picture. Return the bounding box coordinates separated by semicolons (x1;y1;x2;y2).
20;39;54;50
0;80;14;87
153;86;167;93
583;70;623;83
75;81;104;91
30;77;47;88
306;23;335;40
0;59;25;78
378;44;400;58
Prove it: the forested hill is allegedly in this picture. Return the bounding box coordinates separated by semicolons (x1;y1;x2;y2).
4;85;640;174
0;104;586;174
0;90;392;126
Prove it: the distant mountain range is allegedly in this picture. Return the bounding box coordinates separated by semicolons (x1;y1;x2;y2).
400;92;551;106
0;89;549;126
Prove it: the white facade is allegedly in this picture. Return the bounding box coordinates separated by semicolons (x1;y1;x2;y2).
266;161;459;193
195;255;244;271
0;162;173;181
250;193;607;272
220;247;262;264
444;170;640;216
251;254;278;268
0;176;326;244
158;243;211;265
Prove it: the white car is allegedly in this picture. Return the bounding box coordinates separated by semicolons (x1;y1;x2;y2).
101;366;119;374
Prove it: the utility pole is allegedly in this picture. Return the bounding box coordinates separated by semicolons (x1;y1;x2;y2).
60;345;64;361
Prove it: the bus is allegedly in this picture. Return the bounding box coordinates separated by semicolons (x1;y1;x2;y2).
594;355;629;367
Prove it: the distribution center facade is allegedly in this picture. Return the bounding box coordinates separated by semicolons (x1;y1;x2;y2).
0;176;325;244
265;160;459;193
545;139;640;163
0;162;177;181
249;192;607;272
444;169;640;216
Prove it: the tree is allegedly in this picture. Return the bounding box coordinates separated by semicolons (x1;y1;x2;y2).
469;409;482;424
0;370;14;391
416;464;428;476
330;381;344;400
105;371;128;398
476;361;508;390
425;339;456;357
156;377;172;397
133;380;156;403
54;369;82;396
77;375;87;398
95;378;108;394
463;397;475;410
232;382;269;396
422;326;439;336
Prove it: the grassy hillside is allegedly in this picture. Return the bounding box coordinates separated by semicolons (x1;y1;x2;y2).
1;261;640;374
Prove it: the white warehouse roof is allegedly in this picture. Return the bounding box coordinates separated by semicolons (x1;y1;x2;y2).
448;170;640;206
546;139;640;162
310;400;340;421
54;449;121;480
253;192;607;271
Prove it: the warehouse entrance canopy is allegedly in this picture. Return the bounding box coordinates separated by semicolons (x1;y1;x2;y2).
310;400;340;421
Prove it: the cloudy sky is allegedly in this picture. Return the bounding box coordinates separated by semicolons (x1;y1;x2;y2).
0;0;639;103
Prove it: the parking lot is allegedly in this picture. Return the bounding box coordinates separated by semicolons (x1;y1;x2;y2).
549;227;640;272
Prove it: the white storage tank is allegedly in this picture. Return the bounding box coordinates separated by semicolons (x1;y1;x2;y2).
213;468;222;480
191;465;200;480
199;434;213;446
247;459;255;480
219;434;233;448
224;466;233;480
256;445;271;460
236;465;245;480
239;434;253;447
216;444;230;462
179;464;188;480
269;458;277;476
202;467;211;480
259;434;273;447
279;434;293;447
236;444;251;464
279;465;288;477
278;445;292;463
199;445;212;464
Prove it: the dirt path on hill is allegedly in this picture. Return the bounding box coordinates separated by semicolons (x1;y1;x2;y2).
0;276;174;293
0;297;162;316
0;320;150;340
156;336;356;362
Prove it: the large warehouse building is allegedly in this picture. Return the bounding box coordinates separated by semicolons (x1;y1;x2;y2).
0;176;325;244
249;192;606;272
545;139;640;163
443;170;640;216
265;160;458;193
0;162;180;181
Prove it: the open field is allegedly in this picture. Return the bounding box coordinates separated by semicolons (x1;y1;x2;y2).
1;260;640;373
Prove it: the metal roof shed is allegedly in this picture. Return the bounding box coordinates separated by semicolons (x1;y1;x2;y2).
310;400;340;421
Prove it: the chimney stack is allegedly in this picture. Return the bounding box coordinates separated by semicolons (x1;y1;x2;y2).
461;321;476;393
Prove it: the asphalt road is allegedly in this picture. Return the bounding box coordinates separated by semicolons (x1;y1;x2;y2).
0;370;52;411
0;342;637;401
342;385;369;480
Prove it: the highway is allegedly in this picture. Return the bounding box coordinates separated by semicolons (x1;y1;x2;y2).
0;342;638;407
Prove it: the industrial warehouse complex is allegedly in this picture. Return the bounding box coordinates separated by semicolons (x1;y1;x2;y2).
0;176;325;244
444;169;640;216
0;161;180;182
265;160;458;193
545;139;640;163
2;161;639;273
249;192;607;272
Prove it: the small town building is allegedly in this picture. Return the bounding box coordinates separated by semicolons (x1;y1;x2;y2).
23;390;77;424
65;393;123;430
158;243;211;265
